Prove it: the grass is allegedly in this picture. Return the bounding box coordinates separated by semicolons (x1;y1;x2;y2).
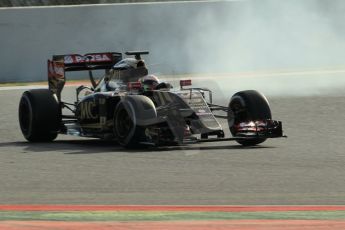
1;211;345;221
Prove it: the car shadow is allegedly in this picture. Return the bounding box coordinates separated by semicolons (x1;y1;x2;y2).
0;139;121;154
0;139;275;155
154;144;274;152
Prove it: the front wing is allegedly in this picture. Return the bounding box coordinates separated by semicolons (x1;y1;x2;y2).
182;119;285;144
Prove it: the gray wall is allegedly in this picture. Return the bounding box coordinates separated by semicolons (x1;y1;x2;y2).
0;1;234;82
1;0;345;82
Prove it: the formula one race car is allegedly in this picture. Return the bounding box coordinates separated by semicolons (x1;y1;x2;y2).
19;51;285;147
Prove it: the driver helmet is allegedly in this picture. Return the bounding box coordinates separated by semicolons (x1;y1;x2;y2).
139;74;160;91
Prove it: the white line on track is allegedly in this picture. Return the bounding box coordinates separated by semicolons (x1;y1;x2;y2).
0;0;244;10
0;85;47;91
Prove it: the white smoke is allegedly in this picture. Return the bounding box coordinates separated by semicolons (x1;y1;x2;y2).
117;0;345;97
158;0;345;97
1;0;345;97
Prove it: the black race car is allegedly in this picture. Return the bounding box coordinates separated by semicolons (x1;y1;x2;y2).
19;51;285;147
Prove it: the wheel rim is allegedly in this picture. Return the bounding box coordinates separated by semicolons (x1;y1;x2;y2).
230;100;247;123
229;97;249;137
115;107;133;139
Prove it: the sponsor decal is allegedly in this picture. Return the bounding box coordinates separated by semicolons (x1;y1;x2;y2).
196;112;213;115
63;55;74;64
48;60;64;79
180;79;192;87
80;101;97;120
64;54;112;64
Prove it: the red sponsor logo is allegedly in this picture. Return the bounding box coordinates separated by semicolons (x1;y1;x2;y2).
180;79;192;87
127;82;142;90
64;53;112;64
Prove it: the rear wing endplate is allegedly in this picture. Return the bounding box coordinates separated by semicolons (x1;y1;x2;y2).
48;52;122;100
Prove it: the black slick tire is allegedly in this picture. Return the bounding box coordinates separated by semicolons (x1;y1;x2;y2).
228;90;271;146
113;101;144;148
18;89;61;142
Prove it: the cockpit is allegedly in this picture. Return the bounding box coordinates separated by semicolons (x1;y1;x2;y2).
95;57;148;92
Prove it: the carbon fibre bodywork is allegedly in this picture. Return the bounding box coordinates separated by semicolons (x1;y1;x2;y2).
64;89;224;144
19;51;285;147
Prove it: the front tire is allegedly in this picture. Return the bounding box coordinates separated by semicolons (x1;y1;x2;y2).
113;101;144;148
228;90;271;146
18;89;61;142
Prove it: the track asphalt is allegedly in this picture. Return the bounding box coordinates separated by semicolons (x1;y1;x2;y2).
1;78;345;229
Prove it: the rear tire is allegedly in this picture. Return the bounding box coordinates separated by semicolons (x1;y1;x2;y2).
228;90;271;146
18;89;61;142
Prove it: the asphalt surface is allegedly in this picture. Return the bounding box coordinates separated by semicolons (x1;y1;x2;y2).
1;86;345;205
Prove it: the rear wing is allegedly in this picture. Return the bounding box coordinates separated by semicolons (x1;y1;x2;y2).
48;52;122;100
